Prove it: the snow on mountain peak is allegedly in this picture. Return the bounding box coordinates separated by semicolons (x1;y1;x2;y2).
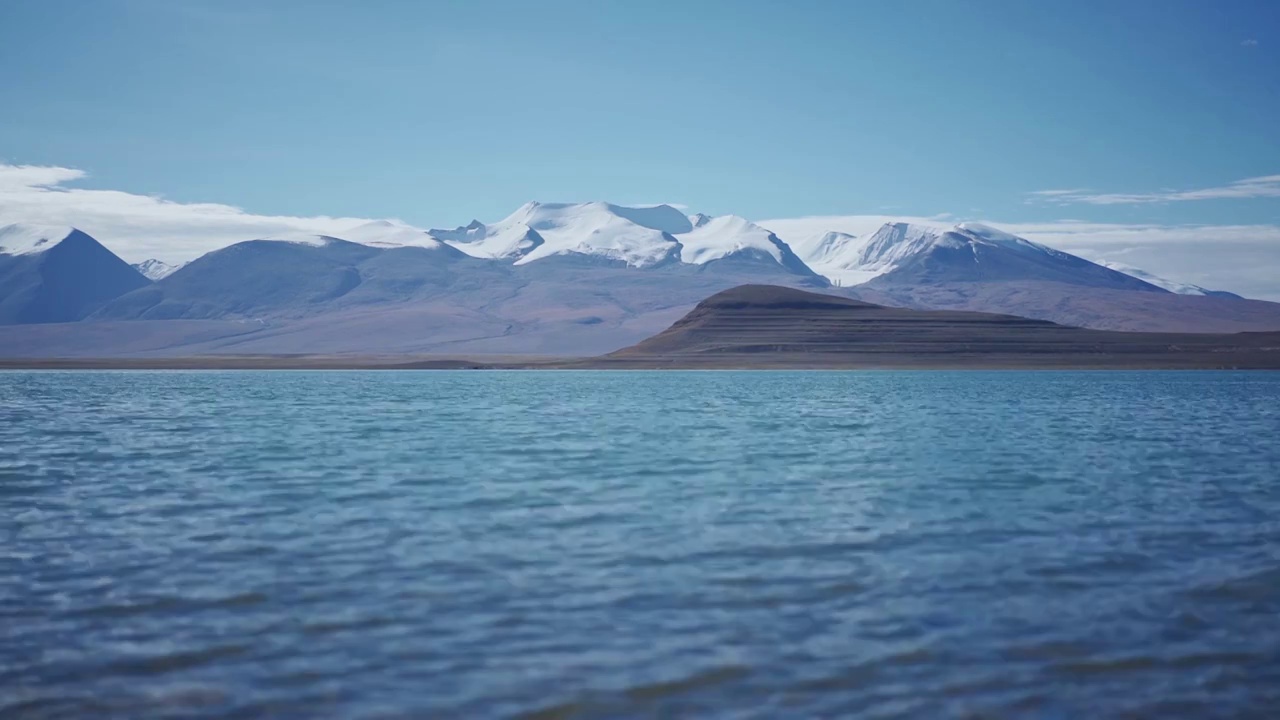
793;231;860;270
809;222;952;284
479;202;680;267
780;220;1083;287
952;222;1056;253
605;203;693;235
340;220;445;249
0;223;77;255
432;217;544;260
1097;261;1227;296
429;220;488;243
678;214;784;265
431;202;822;273
132;258;183;280
955;222;1018;242
864;222;946;258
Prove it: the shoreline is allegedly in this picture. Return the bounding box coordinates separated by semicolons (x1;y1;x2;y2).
3;355;1278;371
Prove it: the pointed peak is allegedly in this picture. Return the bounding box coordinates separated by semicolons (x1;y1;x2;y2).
0;223;81;255
132;258;183;280
865;222;942;246
440;221;542;260
428;220;489;243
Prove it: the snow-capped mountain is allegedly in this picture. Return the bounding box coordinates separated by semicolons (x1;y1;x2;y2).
786;231;864;285
1098;261;1241;299
801;223;948;286
0;223;151;324
132;258;184;280
430;218;546;261
676;214;817;277
782;221;1164;292
338;220;447;250
432;201;819;278
439;202;683;267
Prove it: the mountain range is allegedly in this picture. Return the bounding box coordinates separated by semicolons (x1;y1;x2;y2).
2;201;1279;357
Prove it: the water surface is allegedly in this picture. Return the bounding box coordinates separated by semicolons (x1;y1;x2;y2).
2;371;1279;718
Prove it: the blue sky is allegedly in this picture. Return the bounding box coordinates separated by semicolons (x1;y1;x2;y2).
1;0;1278;228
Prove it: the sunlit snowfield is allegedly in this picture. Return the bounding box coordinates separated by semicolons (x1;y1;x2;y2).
3;370;1279;718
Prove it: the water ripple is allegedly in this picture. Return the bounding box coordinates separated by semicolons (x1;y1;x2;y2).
2;369;1279;718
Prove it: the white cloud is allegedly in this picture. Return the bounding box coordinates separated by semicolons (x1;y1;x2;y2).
761;214;1280;301
0;164;87;190
1027;174;1280;205
0;163;384;263
1242;39;1259;47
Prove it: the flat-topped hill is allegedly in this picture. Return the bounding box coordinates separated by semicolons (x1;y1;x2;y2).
593;285;1280;369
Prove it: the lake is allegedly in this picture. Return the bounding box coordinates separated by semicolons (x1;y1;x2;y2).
2;370;1279;718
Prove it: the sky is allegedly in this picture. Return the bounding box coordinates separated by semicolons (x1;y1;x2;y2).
1;0;1278;296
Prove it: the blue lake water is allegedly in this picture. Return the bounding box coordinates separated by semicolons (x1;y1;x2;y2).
2;370;1279;719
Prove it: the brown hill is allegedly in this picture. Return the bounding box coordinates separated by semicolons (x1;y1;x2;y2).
594;285;1280;369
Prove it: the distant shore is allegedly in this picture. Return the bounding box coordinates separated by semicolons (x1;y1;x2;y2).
3;354;1279;371
0;356;512;370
